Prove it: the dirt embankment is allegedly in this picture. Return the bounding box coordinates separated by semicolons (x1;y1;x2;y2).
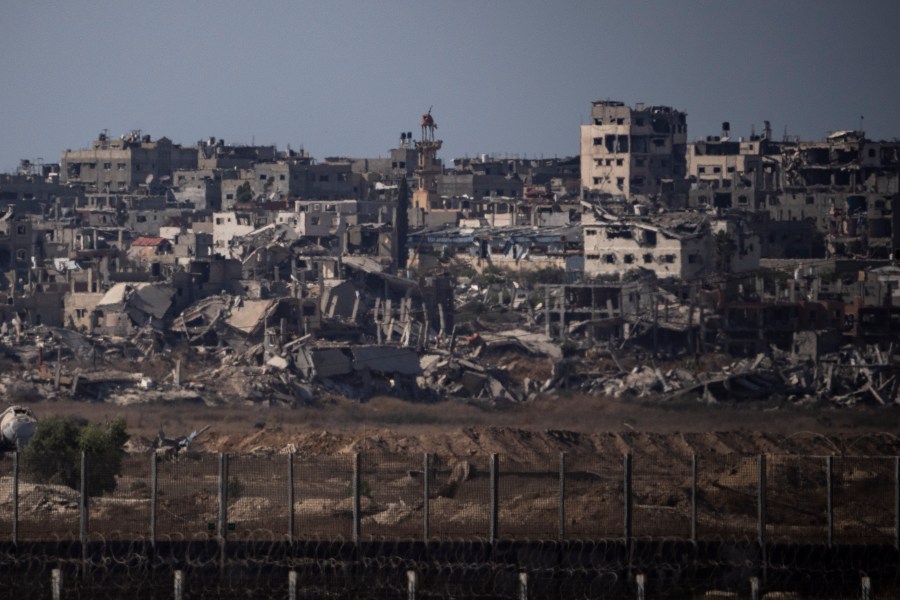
18;390;900;462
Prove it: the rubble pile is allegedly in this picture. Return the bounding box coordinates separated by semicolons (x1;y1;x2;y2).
1;205;899;413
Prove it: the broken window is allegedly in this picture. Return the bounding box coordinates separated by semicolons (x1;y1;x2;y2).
318;175;329;182
16;225;26;235
616;159;624;166
605;135;616;152
593;118;603;126
616;177;624;188
586;254;600;260
603;254;616;264
642;230;657;246
616;118;624;125
635;118;644;126
624;254;634;264
585;229;597;236
593;137;602;146
651;117;671;134
593;177;601;185
661;254;676;263
642;253;653;263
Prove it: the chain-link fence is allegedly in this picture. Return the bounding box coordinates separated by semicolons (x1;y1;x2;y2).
2;450;900;598
3;450;899;544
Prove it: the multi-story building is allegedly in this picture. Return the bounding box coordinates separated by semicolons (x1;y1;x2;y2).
582;210;759;280
61;131;197;192
0;162;83;215
580;100;687;200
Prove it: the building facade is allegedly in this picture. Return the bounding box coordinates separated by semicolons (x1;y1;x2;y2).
580;101;687;200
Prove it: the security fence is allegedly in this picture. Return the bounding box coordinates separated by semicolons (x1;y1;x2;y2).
1;451;899;598
0;451;899;545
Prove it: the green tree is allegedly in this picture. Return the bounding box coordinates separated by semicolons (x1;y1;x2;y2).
235;181;254;204
23;416;129;495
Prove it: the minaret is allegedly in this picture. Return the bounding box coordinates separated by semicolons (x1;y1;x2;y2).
412;108;442;211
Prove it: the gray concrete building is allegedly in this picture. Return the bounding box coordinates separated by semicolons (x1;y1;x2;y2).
61;131;197;192
580;100;687;201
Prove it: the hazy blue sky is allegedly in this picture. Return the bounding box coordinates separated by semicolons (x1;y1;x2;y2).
2;1;899;172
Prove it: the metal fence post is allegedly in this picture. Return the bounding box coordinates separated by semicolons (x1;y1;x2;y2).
490;454;499;543
518;571;529;600
288;452;295;542
174;569;184;600
51;568;62;600
423;453;430;541
80;451;88;571
559;452;566;542
758;454;766;549
353;452;361;544
218;453;228;540
691;453;697;544
624;453;633;546
750;575;760;600
407;569;417;600
826;456;833;548
861;575;872;600
895;456;899;551
635;573;645;600
12;451;18;545
218;453;228;576
150;454;158;549
288;570;298;600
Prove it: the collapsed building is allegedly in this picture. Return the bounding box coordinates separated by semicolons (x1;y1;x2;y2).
582;207;760;280
0;109;897;412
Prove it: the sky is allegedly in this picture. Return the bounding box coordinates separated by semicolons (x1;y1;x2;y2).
1;0;899;173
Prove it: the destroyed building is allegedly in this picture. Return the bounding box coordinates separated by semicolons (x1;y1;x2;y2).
0;105;898;413
408;225;583;274
582;208;759;281
580;100;688;202
61;131;197;193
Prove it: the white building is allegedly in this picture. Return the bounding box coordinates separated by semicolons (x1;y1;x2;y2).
580;100;687;200
583;211;759;280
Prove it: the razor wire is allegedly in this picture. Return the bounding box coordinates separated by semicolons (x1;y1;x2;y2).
2;449;900;598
